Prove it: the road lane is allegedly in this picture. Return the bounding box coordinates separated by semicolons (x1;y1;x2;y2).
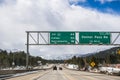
35;70;68;80
63;69;120;80
7;68;120;80
35;69;120;80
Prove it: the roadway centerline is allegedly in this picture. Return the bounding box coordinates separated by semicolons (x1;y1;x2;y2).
33;70;52;80
35;70;67;80
61;71;78;80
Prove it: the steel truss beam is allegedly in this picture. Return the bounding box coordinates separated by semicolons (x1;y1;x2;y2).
26;31;120;69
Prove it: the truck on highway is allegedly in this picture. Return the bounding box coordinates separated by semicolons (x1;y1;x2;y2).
99;67;120;75
67;64;78;70
99;67;108;73
106;67;120;75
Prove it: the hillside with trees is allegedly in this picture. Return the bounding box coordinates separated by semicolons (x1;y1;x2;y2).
0;49;64;69
65;47;120;68
0;50;48;69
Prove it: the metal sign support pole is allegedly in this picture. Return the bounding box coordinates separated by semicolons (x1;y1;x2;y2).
26;32;29;69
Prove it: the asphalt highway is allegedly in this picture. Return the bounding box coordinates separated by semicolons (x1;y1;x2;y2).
7;68;120;80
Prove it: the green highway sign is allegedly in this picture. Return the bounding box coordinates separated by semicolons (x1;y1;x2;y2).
50;32;75;44
79;32;111;44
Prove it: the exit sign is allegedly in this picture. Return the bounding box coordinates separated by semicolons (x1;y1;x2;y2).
50;32;75;44
79;32;111;44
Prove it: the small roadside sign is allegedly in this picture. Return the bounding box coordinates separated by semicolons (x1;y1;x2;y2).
117;49;120;55
90;62;95;67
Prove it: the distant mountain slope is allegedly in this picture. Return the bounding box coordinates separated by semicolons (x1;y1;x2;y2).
42;47;120;60
66;47;120;66
89;47;120;58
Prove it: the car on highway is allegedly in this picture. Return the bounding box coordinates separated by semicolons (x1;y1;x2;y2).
53;66;57;70
59;67;62;70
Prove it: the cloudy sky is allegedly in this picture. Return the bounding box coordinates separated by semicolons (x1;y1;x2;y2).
0;0;120;59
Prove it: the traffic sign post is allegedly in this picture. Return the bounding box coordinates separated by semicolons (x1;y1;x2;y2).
118;50;120;55
117;49;120;55
90;62;96;67
50;32;75;44
79;32;111;44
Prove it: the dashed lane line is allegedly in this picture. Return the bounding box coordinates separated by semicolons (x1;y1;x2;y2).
33;70;52;80
62;71;78;80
